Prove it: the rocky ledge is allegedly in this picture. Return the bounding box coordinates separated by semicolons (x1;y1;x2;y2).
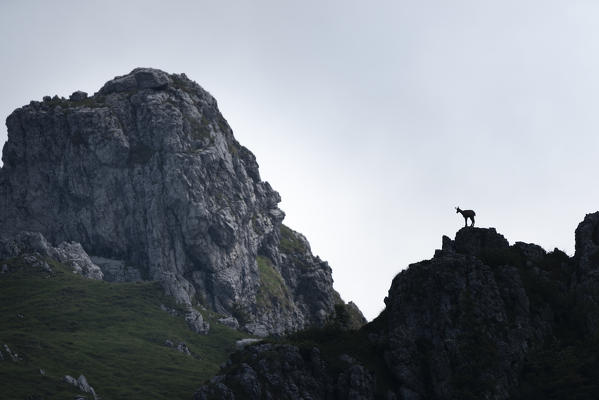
0;68;364;335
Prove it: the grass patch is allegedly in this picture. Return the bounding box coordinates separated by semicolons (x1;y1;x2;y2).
279;225;307;254
256;256;290;310
0;256;244;400
44;96;106;109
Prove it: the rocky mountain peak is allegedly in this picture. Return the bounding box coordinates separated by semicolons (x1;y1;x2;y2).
575;211;599;272
99;68;173;94
199;218;599;399
0;68;363;336
442;226;509;256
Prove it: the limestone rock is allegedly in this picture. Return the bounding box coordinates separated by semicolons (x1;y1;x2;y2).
63;375;77;386
235;338;261;350
0;231;102;279
177;342;192;356
159;304;179;316
21;254;52;272
90;256;142;282
3;344;19;362
218;316;239;329
0;231;52;259
185;307;210;335
242;322;268;337
53;242;103;280
63;374;98;400
0;67;360;335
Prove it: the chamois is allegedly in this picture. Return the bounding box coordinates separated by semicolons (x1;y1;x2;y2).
456;207;475;227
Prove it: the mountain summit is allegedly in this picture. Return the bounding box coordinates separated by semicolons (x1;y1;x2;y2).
0;68;364;336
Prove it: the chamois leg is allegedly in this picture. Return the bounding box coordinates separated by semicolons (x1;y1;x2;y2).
464;217;467;227
470;216;475;227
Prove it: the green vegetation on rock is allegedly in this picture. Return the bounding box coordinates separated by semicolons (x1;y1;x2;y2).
279;224;306;254
44;96;106;109
256;255;291;310
0;257;244;400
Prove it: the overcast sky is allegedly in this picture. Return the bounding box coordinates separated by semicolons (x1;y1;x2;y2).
2;0;599;320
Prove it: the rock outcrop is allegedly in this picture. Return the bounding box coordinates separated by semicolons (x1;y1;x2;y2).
0;68;362;335
0;231;103;279
198;223;599;399
573;212;599;333
63;374;98;400
382;228;543;399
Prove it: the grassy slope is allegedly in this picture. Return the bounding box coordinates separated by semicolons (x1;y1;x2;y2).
0;256;245;400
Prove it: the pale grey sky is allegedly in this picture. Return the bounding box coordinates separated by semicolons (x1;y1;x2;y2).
2;0;599;320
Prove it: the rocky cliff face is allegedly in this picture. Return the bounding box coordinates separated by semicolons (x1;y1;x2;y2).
573;212;599;334
0;68;363;335
198;218;599;399
380;229;553;399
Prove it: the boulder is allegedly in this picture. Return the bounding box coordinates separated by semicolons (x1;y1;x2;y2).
218;316;239;329
63;374;98;400
185;307;210;335
69;91;88;101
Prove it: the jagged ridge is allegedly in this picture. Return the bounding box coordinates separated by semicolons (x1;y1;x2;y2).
197;214;599;399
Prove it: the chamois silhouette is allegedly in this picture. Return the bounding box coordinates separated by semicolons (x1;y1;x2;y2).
456;207;475;227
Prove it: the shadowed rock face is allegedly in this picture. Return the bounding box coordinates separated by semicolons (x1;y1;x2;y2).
194;343;375;400
574;212;599;333
0;68;363;335
575;212;599;274
383;228;537;399
198;223;599;399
